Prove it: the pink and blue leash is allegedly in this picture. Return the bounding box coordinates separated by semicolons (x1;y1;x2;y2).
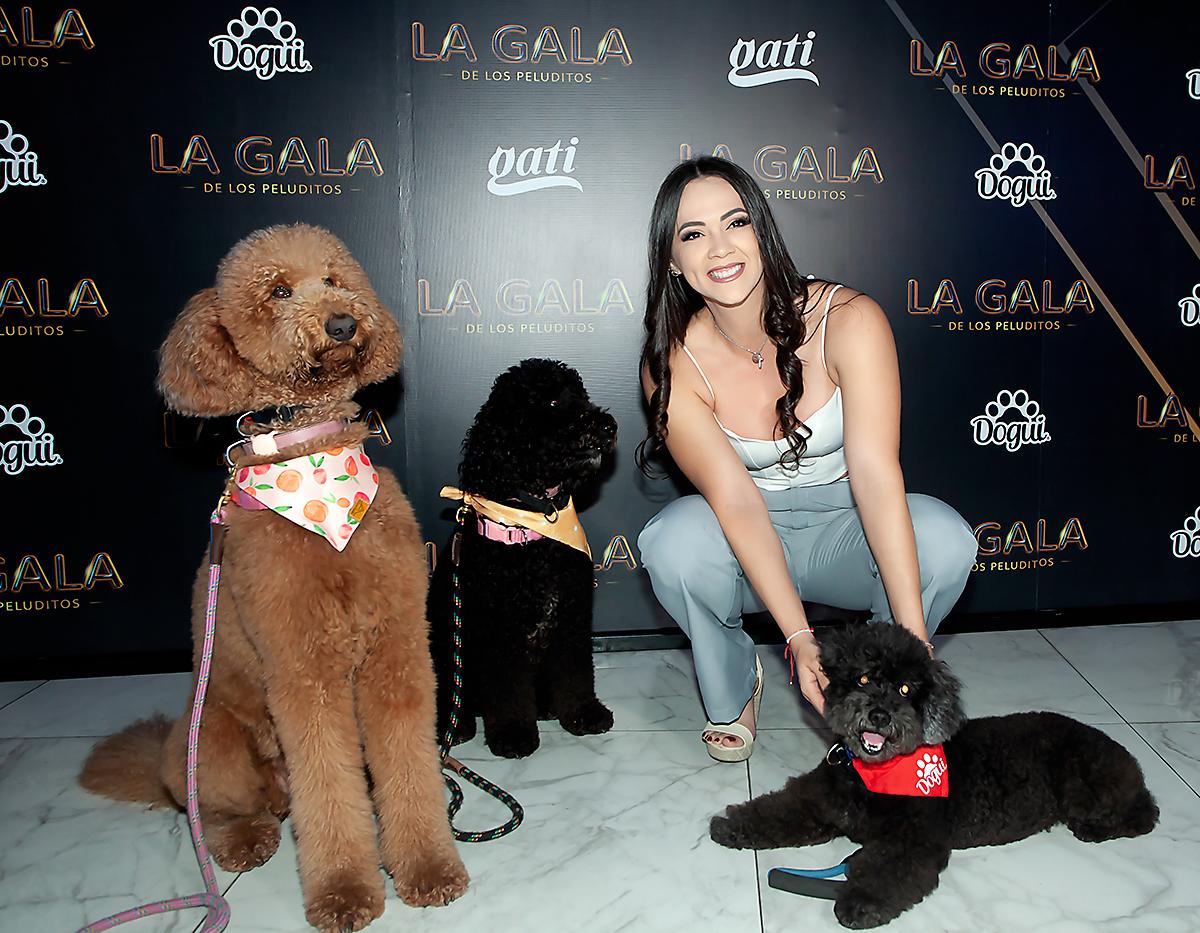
76;507;232;933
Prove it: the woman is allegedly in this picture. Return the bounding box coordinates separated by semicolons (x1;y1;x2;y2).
636;157;977;761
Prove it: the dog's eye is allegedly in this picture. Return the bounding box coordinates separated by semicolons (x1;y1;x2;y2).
858;674;869;686
899;683;911;696
271;284;292;300
323;277;334;287
549;399;559;408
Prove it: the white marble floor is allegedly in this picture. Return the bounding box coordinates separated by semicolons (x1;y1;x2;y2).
3;620;1199;932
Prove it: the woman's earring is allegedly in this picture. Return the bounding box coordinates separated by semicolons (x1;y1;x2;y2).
669;267;681;277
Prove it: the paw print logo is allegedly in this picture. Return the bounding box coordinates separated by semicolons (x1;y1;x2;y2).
988;142;1044;177
914;751;947;794
1178;284;1200;327
0;403;63;475
1170;507;1200;558
975;141;1056;207
915;752;941;780
0;120;47;194
209;6;313;80
970;389;1051;452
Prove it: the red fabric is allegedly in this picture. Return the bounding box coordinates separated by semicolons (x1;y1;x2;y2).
851;744;949;797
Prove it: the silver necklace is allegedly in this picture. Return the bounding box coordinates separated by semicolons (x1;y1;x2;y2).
709;310;769;370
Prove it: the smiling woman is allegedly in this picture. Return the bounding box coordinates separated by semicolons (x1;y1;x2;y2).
635;157;978;763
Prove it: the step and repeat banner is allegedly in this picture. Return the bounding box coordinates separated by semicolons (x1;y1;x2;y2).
3;0;1198;669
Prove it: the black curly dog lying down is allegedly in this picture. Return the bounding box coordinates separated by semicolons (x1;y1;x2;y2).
710;624;1159;929
430;359;617;759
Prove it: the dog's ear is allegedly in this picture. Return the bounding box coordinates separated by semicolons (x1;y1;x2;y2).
920;658;965;744
157;288;258;416
356;295;403;387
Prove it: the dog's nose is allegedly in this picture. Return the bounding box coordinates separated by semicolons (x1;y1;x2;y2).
325;314;357;342
868;708;891;727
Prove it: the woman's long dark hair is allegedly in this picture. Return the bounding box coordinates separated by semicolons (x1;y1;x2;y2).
636;156;818;476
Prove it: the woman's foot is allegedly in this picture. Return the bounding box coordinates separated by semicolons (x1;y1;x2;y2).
703;694;757;752
702;657;763;760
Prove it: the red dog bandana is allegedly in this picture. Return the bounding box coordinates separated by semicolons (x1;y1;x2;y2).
852;744;949;798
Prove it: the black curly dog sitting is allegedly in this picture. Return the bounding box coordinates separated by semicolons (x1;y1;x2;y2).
710;624;1159;929
430;359;617;758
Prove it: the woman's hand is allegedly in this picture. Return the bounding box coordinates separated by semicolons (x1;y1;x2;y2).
787;634;829;715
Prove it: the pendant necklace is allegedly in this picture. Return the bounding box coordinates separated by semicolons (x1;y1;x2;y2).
709;309;769;370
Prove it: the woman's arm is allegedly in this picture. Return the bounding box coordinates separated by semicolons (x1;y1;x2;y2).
828;293;929;643
641;360;830;712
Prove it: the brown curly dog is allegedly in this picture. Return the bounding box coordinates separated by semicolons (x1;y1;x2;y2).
79;223;468;932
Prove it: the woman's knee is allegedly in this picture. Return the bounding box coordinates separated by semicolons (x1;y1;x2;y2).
638;495;732;585
907;494;978;584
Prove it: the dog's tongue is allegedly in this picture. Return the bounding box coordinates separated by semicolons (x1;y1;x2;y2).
861;731;885;747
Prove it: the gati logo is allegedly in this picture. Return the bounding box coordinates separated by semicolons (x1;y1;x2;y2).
907;277;1093;334
150;133;383;197
1187;69;1200;100
0;550;122;613
678;143;883;203
209;6;312;80
970;389;1050;452
1;276;109;338
417;276;634;337
487;137;580;196
727;32;818;88
0;403;62;475
975;142;1055;207
1137;394;1198;445
0;6;94;70
0;120;46;194
1178;284;1199;326
1171;507;1200;558
910;39;1099;99
972;516;1087;573
411;21;631;85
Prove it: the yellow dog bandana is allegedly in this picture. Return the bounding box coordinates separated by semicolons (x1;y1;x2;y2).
440;486;591;559
233;443;380;551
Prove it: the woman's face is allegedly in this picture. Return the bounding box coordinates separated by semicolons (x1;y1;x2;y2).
670;175;764;308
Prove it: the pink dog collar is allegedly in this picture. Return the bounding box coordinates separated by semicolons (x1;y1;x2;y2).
476;513;544;546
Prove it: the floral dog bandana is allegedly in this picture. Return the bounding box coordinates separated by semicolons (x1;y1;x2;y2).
233;443;379;551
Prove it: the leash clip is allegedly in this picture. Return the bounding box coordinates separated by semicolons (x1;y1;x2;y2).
825;742;852;767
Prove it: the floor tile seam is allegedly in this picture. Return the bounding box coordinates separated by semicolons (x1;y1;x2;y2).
1037;629;1200;802
1033;628;1128;721
0;682;48;712
1128;722;1200;802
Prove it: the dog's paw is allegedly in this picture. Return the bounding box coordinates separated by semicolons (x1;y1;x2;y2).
834;890;899;929
485;723;540;759
208;812;281;871
709;812;753;850
559;698;614;736
305;872;385;933
394;855;470;907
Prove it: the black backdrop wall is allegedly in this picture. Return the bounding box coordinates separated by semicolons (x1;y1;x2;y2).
4;0;1198;675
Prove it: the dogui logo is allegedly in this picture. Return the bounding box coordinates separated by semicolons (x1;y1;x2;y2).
209;6;312;80
0;120;45;193
0;403;62;475
975;143;1055;207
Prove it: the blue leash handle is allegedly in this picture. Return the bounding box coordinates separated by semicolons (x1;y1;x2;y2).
767;858;853;900
775;863;848;880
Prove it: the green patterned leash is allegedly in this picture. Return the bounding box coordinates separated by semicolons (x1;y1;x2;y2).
439;506;525;842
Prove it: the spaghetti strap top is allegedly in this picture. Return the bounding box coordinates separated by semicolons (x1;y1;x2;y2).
681;283;848;490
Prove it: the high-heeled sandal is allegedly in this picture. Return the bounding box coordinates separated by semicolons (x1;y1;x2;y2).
703;655;763;762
